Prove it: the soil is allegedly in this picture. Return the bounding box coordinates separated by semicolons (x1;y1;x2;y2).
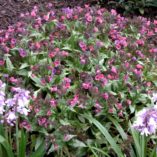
0;0;157;30
0;0;97;30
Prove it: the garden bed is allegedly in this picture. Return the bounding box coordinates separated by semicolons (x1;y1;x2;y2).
0;1;157;157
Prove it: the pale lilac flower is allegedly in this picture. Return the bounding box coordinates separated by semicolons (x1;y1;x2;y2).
0;82;6;115
132;106;157;136
17;106;29;116
5;98;15;107
152;93;157;103
0;106;5;115
0;92;5;102
6;111;16;126
12;88;31;116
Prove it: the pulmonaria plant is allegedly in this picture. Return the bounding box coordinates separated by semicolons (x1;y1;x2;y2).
132;94;157;136
0;80;31;126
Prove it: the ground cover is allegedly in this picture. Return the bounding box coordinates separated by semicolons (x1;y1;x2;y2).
0;2;157;157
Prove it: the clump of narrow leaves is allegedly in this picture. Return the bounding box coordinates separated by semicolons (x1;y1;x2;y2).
0;3;157;156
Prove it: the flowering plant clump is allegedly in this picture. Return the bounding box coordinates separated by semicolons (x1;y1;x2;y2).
0;3;157;156
132;105;157;136
0;80;31;126
132;94;157;136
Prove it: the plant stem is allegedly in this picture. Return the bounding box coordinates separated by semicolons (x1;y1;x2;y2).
16;119;19;157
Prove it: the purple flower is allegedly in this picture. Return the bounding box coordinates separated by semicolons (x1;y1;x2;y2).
5;98;15;107
6;111;16;126
132;106;157;136
18;48;27;58
62;7;73;18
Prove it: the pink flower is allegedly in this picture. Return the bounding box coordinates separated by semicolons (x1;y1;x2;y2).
48;51;56;58
96;41;104;48
124;62;130;68
95;74;104;81
116;103;122;110
126;99;132;105
60;51;69;57
20;121;31;131
102;93;109;100
133;69;142;76
146;82;151;87
136;39;144;46
97;9;103;16
41;78;46;85
109;108;114;113
80;56;86;64
85;13;92;22
43;13;50;21
79;41;87;51
93;27;99;32
147;31;154;36
0;60;5;66
118;110;123;117
50;86;58;92
63;77;71;89
9;77;18;83
70;94;79;107
31;10;37;17
47;110;52;116
64;77;71;83
111;9;117;16
154;20;157;25
54;144;59;151
34;42;41;49
149;48;157;53
96;17;103;24
82;82;92;89
74;15;78;20
38;117;47;126
136;64;143;69
111;66;117;74
50;99;57;107
115;43;121;50
94;103;102;113
54;60;60;67
88;45;94;52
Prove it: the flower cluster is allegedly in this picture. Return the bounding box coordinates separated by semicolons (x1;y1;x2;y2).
0;80;31;126
132;94;157;136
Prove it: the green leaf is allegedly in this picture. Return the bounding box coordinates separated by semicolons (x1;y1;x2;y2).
83;114;124;157
108;116;128;140
5;57;14;72
29;75;43;89
30;140;45;157
72;139;86;148
129;122;141;157
19;130;27;157
150;146;157;157
87;145;110;157
0;135;14;157
19;63;29;69
139;8;144;15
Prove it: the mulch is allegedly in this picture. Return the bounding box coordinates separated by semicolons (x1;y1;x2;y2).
0;0;97;30
0;0;157;30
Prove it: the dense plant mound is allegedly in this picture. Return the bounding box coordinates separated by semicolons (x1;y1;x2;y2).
0;4;157;156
